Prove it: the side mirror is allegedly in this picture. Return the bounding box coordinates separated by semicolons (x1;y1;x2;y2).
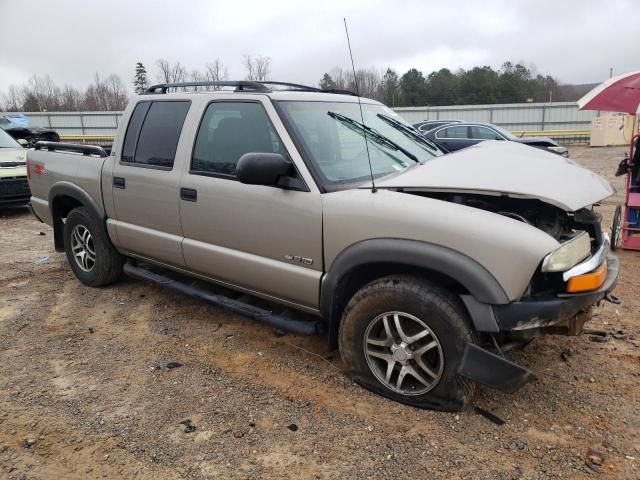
236;153;294;187
17;139;28;147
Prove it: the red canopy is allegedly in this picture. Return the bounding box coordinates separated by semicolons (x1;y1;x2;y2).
578;71;640;114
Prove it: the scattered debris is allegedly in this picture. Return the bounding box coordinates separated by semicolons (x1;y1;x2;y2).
560;349;573;362
21;438;36;449
33;256;50;265
88;327;94;334
166;362;183;369
605;293;621;304
474;407;505;426
586;447;605;466
612;330;627;340
287;423;299;432
273;328;286;337
584;329;610;343
179;419;196;433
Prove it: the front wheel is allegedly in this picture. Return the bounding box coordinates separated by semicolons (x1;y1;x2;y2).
338;275;477;411
63;207;123;287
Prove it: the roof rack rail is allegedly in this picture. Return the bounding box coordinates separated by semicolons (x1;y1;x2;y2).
144;81;270;94
144;80;358;96
34;141;108;157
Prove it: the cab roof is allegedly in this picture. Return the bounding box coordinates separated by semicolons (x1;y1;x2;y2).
142;80;381;104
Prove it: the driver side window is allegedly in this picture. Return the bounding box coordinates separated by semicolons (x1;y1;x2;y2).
191;102;286;178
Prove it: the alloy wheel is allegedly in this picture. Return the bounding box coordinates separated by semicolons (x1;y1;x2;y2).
71;224;96;272
363;311;444;396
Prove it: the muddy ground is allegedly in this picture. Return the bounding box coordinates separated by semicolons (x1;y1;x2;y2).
0;146;638;479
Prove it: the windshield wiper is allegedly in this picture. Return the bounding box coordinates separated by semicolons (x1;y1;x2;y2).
376;113;440;154
327;111;418;163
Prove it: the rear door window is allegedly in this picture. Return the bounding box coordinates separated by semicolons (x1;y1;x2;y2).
436;126;469;139
121;101;190;169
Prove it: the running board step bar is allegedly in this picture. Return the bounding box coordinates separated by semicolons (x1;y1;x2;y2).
123;261;324;336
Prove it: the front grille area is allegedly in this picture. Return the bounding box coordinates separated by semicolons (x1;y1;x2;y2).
0;176;31;204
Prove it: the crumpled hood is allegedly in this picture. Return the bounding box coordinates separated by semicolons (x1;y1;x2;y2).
375;140;614;211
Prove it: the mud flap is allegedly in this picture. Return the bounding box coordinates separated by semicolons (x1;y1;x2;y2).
457;343;534;393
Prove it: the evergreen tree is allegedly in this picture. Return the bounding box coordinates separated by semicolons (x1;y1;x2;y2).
133;62;148;94
319;73;336;90
399;69;426;106
381;68;400;107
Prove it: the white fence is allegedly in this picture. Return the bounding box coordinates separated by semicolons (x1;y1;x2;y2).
2;101;595;136
394;102;595;131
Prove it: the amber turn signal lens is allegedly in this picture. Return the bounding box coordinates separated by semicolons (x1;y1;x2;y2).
566;263;607;293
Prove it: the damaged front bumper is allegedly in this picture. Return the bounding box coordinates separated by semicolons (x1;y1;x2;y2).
458;252;619;393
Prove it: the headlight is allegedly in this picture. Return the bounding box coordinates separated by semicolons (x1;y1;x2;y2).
541;231;591;272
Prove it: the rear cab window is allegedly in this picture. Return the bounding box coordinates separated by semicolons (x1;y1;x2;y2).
121;100;190;169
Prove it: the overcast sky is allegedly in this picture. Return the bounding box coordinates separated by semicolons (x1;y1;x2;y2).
1;0;638;92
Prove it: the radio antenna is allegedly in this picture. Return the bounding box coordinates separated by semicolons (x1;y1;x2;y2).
343;18;376;193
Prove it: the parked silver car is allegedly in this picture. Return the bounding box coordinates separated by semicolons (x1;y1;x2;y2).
26;81;618;411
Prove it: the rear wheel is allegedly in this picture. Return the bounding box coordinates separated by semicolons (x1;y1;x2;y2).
63;207;123;287
338;275;477;411
611;205;622;251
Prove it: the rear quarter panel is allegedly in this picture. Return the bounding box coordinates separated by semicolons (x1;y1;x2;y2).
27;149;107;226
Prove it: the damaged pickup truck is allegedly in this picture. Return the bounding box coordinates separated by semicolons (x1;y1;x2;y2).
26;80;618;411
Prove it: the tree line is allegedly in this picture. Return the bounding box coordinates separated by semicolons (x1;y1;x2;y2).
1;57;583;112
0;55;270;112
319;62;573;107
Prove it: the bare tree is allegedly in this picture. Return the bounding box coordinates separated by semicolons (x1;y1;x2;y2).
155;59;187;84
83;74;129;111
242;55;271;81
24;74;61;111
187;69;207;90
205;59;228;88
1;85;23;111
59;84;82;111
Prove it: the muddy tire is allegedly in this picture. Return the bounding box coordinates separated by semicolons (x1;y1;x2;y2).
63;207;123;287
338;275;476;411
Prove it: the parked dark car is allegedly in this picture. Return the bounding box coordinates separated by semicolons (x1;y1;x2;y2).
422;122;569;156
0;116;60;147
412;119;461;133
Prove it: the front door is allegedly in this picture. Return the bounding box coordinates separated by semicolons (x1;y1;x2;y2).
111;100;191;266
179;100;323;310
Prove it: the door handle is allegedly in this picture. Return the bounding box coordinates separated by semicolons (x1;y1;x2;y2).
180;187;197;202
113;176;126;189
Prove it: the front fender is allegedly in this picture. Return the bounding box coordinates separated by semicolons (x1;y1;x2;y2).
320;238;510;346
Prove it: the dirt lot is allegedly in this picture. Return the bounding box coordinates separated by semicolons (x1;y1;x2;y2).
1;145;638;479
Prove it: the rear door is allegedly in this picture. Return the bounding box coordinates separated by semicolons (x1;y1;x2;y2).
111;100;190;266
434;125;476;152
178;98;323;311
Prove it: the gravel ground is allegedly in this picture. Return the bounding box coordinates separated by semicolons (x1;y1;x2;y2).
0;145;638;479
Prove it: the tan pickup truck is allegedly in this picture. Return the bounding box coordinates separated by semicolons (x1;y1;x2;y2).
27;80;618;411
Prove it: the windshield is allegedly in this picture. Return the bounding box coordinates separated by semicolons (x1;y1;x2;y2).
0;128;20;148
277;101;441;187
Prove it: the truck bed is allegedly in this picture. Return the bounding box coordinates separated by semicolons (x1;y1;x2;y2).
27;143;110;227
